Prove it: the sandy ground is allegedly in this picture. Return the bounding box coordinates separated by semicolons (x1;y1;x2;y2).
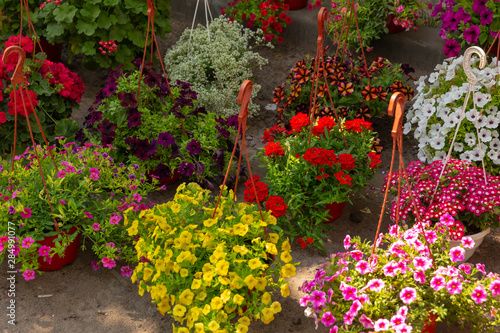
2;7;500;333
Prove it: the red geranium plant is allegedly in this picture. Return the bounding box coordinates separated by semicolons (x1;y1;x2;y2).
259;113;381;252
222;0;293;44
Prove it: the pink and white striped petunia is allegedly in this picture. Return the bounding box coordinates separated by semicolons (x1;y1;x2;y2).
390;314;406;327
344;235;351;250
310;290;326;308
471;285;487;304
397;305;408;319
412;256;432;271
349;300;363;317
355;260;371;275
394;323;413;333
430;276;446;291
446;278;463;295
449;246;465;262
341;284;358;301
374;318;391;332
21;237;34;249
461;236;475;249
489;280;500;297
366;278;385;292
413;270;426;284
399;287;417;304
359;314;375;328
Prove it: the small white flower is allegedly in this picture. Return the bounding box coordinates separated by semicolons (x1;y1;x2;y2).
433;150;447;161
417;149;429;163
428;123;442;137
485;114;499;129
471;146;485;161
428;72;439;83
453;142;464;152
479;128;492;142
464;133;476;147
487;149;499;161
403;122;412;135
492;130;499;138
473;92;492;108
465;109;478;123
460;151;473;162
490;138;500;150
487;104;498;113
430;136;445;150
418;135;429;148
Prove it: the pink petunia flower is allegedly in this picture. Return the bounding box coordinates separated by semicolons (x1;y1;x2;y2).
350;250;363;261
458;263;472;275
374;318;391;331
20;208;32;219
120;266;133;277
439;212;455;226
471;285;487;304
476;263;486;275
310;290;326;308
395;323;413;333
57;170;66;178
461;237;475;249
38;245;51;257
109;214;122;225
340;284;358;301
321;311;336;327
344;235;351;250
430;276;446;291
413;270;426;284
366;278;385;292
343;312;355;326
299;295;310;307
355;260;370;274
84;212;93;219
21;237;34;249
329;326;338;333
397;305;408;318
412;256;432;271
390;314;406;327
449;246;465;262
446;278;463;295
399;287;417;304
22;270;35;281
359;314;374;328
348;300;362;317
133;193;142;202
383;261;399;277
489;280;500;297
102;257;116;269
92;223;100;231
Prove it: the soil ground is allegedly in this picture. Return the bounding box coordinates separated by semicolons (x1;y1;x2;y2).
2;8;500;333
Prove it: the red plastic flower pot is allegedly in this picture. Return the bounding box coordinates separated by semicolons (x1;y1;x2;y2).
285;0;308;10
323;201;347;223
37;226;80;271
422;312;438;333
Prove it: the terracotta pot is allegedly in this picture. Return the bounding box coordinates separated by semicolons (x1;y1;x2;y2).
449;227;490;262
386;14;405;34
34;39;63;62
323;201;347;223
37;226;80;271
421;312;438;333
284;0;308;10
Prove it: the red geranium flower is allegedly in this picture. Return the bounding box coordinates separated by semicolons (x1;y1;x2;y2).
265;141;285;157
265;195;288;218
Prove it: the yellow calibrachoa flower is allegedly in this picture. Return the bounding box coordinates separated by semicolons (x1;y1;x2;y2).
176;251;191;263
202;304;211;315
157;296;171;315
233;245;249;255
179;289;194;306
127;219;139;236
261;307;275;324
262;292;271;305
238;316;250;327
177;327;189;333
179;230;192;244
215;260;229;276
143;267;154;282
221;289;231;303
270;301;282;314
150;284;167;301
280;264;296;278
281;239;291;252
280;251;292;263
208;321;220;332
244;274;258;290
268;233;279;243
210;296;224;310
173;304;186;317
281;284;290;298
218;276;230;285
248;258;262;270
194;322;205;333
203;218;218;227
180;268;189;278
233;294;244;305
255;277;267;291
191;279;202;290
203;272;213;284
236;324;248;333
196;289;208;301
265;242;278;255
233;223;248;236
266;214;277;225
171;202;181;213
241;214;254;224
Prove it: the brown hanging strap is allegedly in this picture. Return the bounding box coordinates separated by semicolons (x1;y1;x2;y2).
369;92;436;269
2;45;60;232
212;80;268;237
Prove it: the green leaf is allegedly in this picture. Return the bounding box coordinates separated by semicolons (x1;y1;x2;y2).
55;119;79;140
80;4;101;20
53;3;78;23
82;41;97;56
104;0;120;5
129;30;146;47
96;12;112;29
76;20;97;36
46;23;65;39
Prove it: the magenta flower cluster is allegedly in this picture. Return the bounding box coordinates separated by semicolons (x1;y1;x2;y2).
386;159;500;232
431;0;500;57
299;221;500;332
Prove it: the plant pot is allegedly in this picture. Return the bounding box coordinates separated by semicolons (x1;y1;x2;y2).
386;14;405;34
37;226;80;271
449;227;491;262
34;39;63;62
422;312;438;333
323;201;346;223
284;0;308;10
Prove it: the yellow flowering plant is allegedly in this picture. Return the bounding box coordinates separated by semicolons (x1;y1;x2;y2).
125;182;298;333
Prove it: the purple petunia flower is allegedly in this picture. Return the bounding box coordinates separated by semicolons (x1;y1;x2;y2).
157;132;175;147
8;206;15;214
443;39;461;58
178;161;195;177
186;139;202;156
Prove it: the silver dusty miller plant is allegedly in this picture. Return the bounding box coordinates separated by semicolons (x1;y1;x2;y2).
164;16;270;117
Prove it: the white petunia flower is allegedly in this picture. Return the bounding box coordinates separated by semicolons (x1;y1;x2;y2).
485;114;499;129
418;149;429;163
428;123;442;137
492;130;499;138
460;151;473;162
464;133;476;147
453;142;464;152
433;150;447;161
470;145;486;161
473;92;492;108
479;128;492;142
428;72;439;83
429;136;445;150
490;138;500;150
465;109;479;123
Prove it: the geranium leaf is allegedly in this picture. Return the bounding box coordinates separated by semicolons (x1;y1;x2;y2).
53;3;77;23
76;20;97;36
